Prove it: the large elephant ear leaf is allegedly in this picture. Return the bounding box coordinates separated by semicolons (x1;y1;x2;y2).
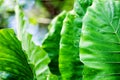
80;0;120;79
15;5;57;80
59;0;93;80
0;29;33;80
59;10;83;80
42;11;67;76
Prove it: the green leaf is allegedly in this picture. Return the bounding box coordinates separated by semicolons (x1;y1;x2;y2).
15;5;55;80
59;10;83;80
80;0;120;79
59;0;93;79
74;0;93;16
0;29;33;80
42;11;67;76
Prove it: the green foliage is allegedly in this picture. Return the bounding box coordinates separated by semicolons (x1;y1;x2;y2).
57;0;93;79
15;5;58;80
0;29;33;80
0;0;120;80
74;0;93;16
42;11;67;76
80;0;120;79
59;10;83;80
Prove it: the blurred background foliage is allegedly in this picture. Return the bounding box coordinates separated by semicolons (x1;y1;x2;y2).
0;0;74;44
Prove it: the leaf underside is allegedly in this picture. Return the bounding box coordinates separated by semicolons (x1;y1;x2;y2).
15;5;54;80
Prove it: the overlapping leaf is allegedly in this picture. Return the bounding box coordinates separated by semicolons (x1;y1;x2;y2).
0;29;33;80
15;5;56;80
59;10;83;80
59;0;93;80
80;0;120;79
42;11;67;76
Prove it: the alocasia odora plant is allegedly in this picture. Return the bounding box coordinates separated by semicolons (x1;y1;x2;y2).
0;29;33;80
59;0;93;79
80;0;120;79
42;11;67;76
0;0;119;80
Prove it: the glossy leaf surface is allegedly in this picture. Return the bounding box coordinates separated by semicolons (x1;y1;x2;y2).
59;10;83;80
80;0;120;79
42;11;67;76
0;29;33;80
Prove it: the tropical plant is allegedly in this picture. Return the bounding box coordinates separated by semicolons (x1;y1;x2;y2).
0;0;120;80
80;0;120;79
